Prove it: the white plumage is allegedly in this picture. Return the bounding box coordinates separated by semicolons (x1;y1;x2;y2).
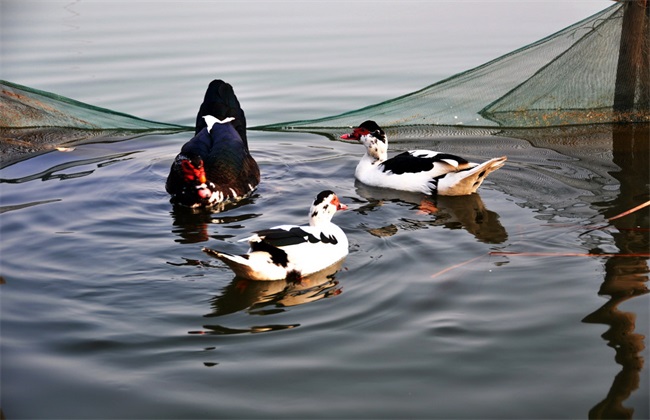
203;190;348;281
342;120;506;196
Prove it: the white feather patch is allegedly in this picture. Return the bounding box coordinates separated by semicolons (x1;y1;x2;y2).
240;233;262;243
441;158;459;168
203;115;235;132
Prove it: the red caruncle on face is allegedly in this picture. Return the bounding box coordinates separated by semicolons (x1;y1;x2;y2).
180;159;207;184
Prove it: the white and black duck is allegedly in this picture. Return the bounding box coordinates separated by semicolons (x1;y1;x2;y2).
166;79;260;208
203;190;348;281
341;120;506;196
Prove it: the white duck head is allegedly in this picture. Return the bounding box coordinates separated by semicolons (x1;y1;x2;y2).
309;190;347;227
340;120;388;163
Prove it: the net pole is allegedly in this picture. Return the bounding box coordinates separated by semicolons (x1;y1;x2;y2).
613;0;649;112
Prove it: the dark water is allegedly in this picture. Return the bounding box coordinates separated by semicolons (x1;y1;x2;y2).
1;1;648;419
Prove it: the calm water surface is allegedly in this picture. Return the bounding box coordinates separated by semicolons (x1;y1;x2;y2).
1;1;648;419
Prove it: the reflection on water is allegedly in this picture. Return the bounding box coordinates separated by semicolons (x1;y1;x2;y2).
495;123;648;419
583;124;649;419
0;128;182;169
191;262;344;337
353;182;508;244
0;150;139;184
585;258;647;419
500;123;648;419
347;123;649;417
496;124;647;219
169;198;261;244
0;198;62;214
193;323;300;336
1;124;648;417
207;262;344;317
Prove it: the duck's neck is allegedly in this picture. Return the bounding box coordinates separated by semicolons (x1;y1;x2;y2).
361;150;385;165
310;217;334;228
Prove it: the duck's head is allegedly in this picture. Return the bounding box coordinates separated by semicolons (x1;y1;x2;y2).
340;120;387;162
173;153;216;207
309;190;347;227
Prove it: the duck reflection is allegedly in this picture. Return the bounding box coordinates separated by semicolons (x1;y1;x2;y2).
199;261;344;334
353;181;508;244
170;195;260;244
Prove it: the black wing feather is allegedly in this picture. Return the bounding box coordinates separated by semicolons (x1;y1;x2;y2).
254;227;319;248
381;152;469;175
249;240;289;267
381;152;434;174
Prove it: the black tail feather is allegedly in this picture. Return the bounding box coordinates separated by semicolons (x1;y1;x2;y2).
195;79;247;145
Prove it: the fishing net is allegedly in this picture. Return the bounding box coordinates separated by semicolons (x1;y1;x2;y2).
259;1;649;131
0;80;185;131
0;80;188;166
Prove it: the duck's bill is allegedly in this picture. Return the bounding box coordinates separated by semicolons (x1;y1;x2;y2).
340;132;359;140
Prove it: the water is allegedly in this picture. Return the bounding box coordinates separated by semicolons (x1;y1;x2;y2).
1;1;648;419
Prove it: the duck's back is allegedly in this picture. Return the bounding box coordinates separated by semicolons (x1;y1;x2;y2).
195;122;259;192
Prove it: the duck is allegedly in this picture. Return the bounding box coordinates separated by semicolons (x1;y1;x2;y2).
341;120;506;196
203;190;348;281
166;79;260;208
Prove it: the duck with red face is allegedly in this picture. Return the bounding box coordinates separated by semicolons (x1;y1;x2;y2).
168;152;216;206
341;120;506;196
166;80;260;208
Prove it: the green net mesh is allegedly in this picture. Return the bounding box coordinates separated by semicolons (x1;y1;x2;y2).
0;80;188;167
0;80;186;131
259;2;649;131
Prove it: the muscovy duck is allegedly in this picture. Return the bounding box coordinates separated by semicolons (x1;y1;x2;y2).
341;120;506;196
203;190;348;281
166;79;260;208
